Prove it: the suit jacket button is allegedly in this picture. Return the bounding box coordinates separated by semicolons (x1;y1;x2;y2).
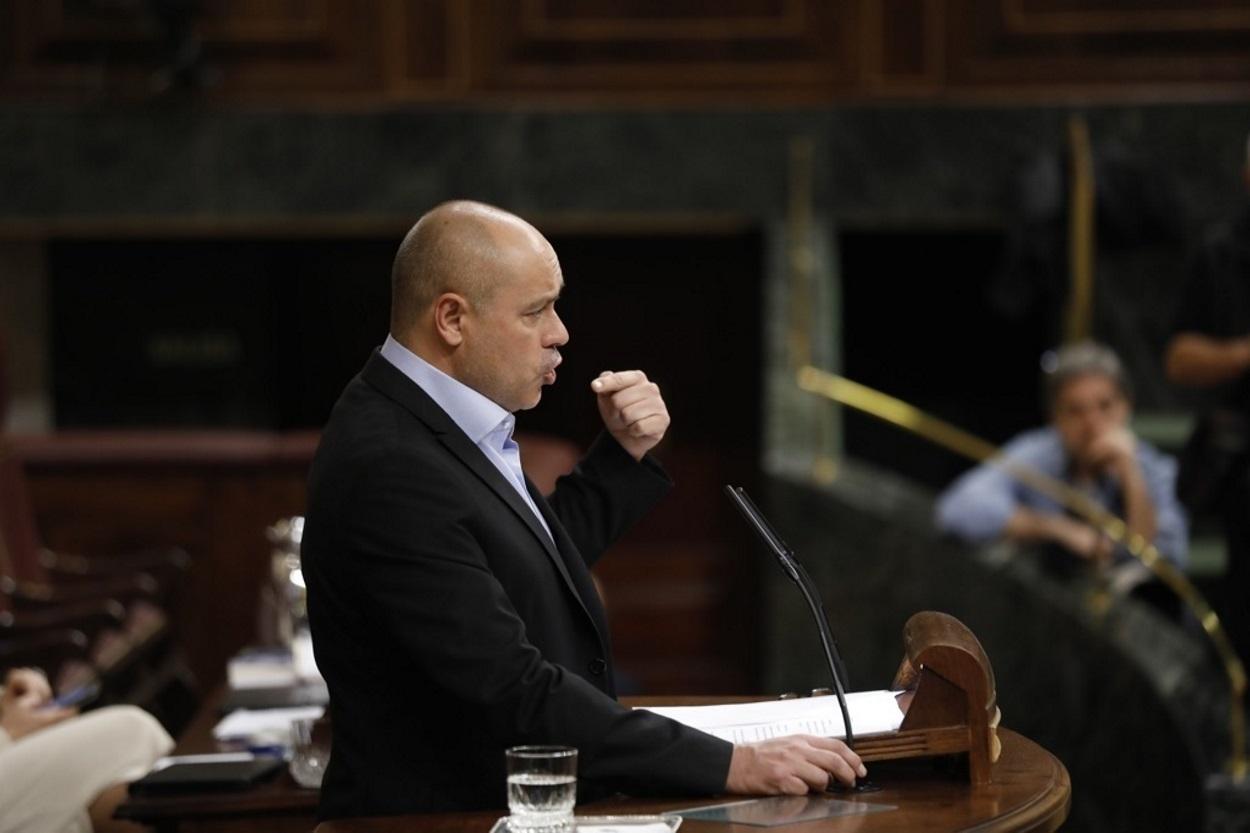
588;658;606;676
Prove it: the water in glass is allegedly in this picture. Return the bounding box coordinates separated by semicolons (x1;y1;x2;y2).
507;772;576;829
506;745;577;831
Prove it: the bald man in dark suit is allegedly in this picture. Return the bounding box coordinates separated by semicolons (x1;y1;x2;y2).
302;201;865;819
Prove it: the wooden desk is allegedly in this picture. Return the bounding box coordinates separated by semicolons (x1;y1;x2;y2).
117;694;1069;833
313;729;1069;833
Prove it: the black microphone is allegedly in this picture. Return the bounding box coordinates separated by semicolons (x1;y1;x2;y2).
724;485;856;747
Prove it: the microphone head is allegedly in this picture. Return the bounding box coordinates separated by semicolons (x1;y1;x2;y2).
724;484;803;582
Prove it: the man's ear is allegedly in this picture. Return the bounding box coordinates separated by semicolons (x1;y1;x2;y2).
432;292;469;347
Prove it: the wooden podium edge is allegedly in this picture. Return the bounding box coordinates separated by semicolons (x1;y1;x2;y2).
986;730;1073;833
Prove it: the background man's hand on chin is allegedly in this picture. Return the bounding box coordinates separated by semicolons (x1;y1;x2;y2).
1086;427;1138;480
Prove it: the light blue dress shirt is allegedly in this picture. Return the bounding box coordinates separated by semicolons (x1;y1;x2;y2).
934;426;1188;568
378;335;555;543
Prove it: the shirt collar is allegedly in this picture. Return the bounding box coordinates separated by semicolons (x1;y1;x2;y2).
379;335;512;445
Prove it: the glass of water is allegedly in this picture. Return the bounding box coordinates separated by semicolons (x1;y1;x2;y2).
506;745;577;831
288;717;330;789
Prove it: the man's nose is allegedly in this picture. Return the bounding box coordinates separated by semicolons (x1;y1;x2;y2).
547;311;569;347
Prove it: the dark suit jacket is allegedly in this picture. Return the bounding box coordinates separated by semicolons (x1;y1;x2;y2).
303;351;733;819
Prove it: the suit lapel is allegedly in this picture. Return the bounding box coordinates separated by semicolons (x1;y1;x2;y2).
435;430;577;588
361;351;586;615
531;484;611;651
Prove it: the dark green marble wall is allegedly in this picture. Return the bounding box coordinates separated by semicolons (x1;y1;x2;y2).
3;103;1250;228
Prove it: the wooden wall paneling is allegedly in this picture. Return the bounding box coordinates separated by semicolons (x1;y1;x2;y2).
26;467;215;682
23;472;210;557
862;0;945;94
1006;0;1250;35
592;442;759;696
24;457;312;689
464;0;860;98
1;1;147;94
8;0;1250;102
199;0;388;95
946;0;1250;89
384;0;470;99
594;543;739;694
0;0;396;99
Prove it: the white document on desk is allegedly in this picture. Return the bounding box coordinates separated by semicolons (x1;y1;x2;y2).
638;691;904;743
212;706;324;742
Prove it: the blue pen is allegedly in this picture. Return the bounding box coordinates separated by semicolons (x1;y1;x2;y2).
45;681;101;709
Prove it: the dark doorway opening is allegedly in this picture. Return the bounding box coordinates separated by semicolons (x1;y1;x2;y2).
840;228;1049;491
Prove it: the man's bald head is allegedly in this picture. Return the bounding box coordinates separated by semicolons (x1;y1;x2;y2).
390;200;551;336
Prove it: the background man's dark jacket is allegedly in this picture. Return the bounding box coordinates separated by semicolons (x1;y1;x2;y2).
303;352;733;818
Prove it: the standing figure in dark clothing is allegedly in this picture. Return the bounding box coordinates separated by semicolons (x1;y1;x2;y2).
1165;137;1250;657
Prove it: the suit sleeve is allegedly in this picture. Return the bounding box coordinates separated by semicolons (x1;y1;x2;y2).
334;443;731;797
545;432;672;568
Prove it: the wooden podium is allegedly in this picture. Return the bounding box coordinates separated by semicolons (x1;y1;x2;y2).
857;610;1000;784
312;729;1069;833
314;612;1067;833
120;613;1069;833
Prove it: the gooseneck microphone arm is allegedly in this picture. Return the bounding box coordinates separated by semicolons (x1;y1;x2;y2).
724;485;856;748
792;559;854;736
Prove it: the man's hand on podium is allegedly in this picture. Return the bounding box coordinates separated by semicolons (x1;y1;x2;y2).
725;735;866;795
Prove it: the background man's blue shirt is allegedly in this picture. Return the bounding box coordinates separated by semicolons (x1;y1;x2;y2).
934;426;1188;568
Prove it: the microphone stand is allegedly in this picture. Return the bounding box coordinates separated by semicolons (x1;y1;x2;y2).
724;485;855;747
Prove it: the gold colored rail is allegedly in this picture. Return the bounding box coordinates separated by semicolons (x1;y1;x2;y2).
797;363;1247;778
1065;115;1096;344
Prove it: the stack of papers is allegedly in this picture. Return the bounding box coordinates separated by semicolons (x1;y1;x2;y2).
217;638;328;749
227;649;298;690
227;633;323;690
638;691;904;743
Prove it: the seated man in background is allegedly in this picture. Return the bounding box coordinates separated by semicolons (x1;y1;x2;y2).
935;342;1188;589
0;667;173;833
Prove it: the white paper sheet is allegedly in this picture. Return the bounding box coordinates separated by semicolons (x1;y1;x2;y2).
150;752;257;772
212;706;324;742
638;691;904;743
